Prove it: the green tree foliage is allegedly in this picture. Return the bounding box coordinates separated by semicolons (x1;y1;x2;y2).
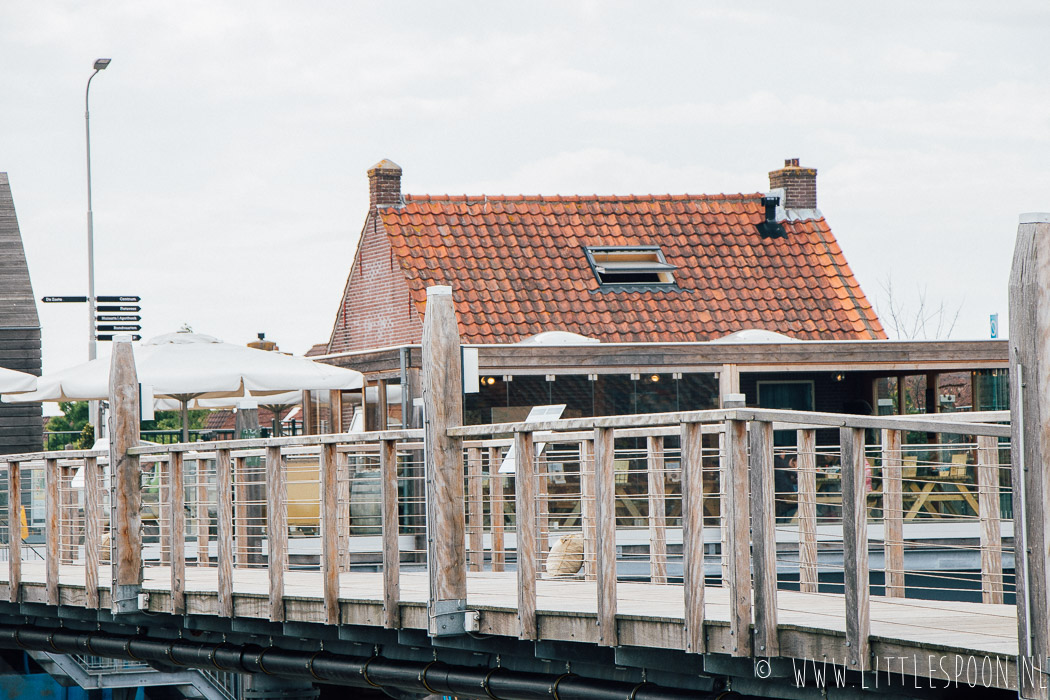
141;409;209;433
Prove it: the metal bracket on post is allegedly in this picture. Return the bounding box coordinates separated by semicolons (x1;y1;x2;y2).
431;599;470;637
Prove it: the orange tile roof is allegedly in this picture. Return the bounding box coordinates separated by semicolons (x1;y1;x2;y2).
377;193;885;344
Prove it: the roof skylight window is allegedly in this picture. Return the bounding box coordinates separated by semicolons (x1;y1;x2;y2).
585;247;676;286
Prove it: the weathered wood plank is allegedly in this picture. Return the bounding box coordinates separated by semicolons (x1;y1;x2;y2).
537;453;550;557
108;338;142;612
84;457;100;608
421;286;467;626
594;426;618;647
467;447;483;572
379;439;400;628
194;459;209;566
170;452;186;615
723;419;751;656
646;435;668;584
841;426;870;671
881;429;905;598
977;435;1004;605
580;440;596;581
749;421;779;657
796;429;818;594
266;446;288;622
7;462;20;603
681;421;705;655
45;458;59;606
488;446;505;572
320;443;340;625
216;449;234;617
514;430;538;640
1008;215;1048;700
337;450;351;573
233;456;248;566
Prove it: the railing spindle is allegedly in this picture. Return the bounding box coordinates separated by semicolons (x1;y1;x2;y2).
84;456;100;609
467;447;483;572
594;426;618;647
514;430;538;640
380;439;400;628
195;459;209;565
840;426;870;671
488;446;505;572
580;439;596;581
796;429;819;593
723;418;751;657
170;452;186;615
266;445;288;622
749;421;779;657
647;435;668;584
681;421;705;655
216;448;234;617
233;456;248;566
977;435;1004;604
8;461;20;604
881;429;904;598
45;457;59;606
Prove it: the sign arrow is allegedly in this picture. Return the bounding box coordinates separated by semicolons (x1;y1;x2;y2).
96;324;141;332
42;296;88;303
97;305;140;313
95;315;141;323
96;295;141;303
96;334;142;342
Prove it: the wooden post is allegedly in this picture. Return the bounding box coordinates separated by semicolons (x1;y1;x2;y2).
1009;214;1050;699
320;443;340;625
108;337;142;614
7;462;20;604
977;435;1004;604
467;447;483;572
723;419;751;657
266;446;288;622
216;449;234;617
646;435;668;584
796;429;819;593
360;381;369;433
488;446;505;572
380;439;400;628
881;429;905;598
594;426;618;647
170;452;185;615
45;457;59;606
681;421;706;655
840;426;870;671
329;389;343;434
580;440;596;581
84;457;100;608
514;431;538;640
421;286;467;635
749;421;779;658
303;390;314;435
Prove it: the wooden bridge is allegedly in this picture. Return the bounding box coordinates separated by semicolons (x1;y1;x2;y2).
0;217;1049;699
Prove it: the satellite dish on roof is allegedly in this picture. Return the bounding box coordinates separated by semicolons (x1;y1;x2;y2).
516;331;600;346
710;329;801;344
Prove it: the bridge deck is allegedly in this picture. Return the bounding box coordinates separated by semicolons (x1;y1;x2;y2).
0;562;1019;689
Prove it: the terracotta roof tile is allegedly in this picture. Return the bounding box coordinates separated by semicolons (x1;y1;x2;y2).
376;193;885;343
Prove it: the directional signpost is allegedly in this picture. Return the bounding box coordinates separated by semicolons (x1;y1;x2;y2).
42;296;89;303
44;294;143;342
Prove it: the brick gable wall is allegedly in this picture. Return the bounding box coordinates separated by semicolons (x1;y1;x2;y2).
328;212;423;353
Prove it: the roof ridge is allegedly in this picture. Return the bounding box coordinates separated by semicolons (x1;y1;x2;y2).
401;192;766;204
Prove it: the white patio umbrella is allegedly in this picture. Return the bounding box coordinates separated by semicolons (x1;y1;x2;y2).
3;332;363;440
0;366;36;395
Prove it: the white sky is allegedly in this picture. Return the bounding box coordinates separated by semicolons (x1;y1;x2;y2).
2;1;1048;374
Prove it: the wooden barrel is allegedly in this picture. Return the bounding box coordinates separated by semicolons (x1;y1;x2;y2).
349;469;382;535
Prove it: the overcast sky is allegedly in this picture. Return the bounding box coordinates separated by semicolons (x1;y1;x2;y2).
2;1;1048;375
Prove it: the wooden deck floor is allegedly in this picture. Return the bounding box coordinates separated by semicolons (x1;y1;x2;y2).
0;562;1020;690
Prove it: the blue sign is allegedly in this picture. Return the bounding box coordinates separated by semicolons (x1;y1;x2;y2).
990;313;999;339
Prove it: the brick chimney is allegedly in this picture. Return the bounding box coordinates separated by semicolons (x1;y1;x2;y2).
368;159;402;209
768;158;817;209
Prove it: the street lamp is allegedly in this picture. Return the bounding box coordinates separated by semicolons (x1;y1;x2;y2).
86;57;111;441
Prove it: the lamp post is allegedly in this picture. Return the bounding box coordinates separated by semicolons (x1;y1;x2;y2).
86;57;111;441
